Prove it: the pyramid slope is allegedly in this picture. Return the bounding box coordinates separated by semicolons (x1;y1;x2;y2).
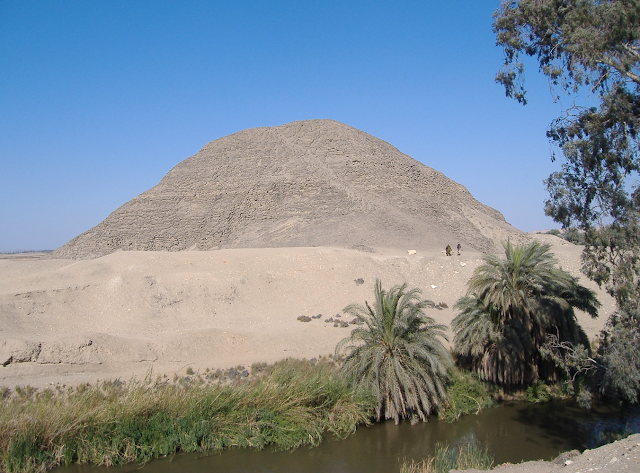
52;120;520;260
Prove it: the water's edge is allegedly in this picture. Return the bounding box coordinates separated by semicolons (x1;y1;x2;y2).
57;401;640;473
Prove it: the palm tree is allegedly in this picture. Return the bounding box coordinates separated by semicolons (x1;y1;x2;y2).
336;279;452;423
452;240;600;386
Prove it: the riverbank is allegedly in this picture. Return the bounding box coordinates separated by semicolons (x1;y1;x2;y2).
0;237;627;473
453;432;640;473
0;359;373;473
3;359;639;473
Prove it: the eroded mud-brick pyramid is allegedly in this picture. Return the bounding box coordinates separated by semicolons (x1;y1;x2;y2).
52;120;520;259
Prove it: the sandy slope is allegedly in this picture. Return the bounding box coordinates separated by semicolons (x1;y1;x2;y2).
453;433;640;473
0;234;614;389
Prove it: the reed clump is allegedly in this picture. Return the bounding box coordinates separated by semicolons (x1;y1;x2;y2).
0;359;375;473
400;442;494;473
439;370;495;422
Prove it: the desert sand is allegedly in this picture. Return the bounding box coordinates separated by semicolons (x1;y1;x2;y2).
6;120;610;389
0;234;615;389
453;433;640;473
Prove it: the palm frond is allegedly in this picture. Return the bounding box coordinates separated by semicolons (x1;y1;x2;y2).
453;240;600;387
336;279;452;423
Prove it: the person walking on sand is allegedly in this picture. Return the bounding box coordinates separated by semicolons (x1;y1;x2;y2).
445;244;452;256
457;243;461;255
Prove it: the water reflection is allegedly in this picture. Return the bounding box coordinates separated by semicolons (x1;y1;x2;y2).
57;401;640;473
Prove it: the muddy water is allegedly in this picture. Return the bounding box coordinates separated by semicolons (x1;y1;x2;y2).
58;402;640;473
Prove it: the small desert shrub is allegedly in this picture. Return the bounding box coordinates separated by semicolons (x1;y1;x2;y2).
250;361;269;375
562;228;585;245
400;442;494;473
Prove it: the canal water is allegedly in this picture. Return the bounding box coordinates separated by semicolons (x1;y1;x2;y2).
58;401;640;473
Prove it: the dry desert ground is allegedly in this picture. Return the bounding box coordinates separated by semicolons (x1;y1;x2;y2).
0;234;615;390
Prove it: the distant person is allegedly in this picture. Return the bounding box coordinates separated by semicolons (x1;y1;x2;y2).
445;244;452;256
457;243;461;255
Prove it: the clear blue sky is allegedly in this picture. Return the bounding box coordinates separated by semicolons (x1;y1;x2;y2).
1;1;567;252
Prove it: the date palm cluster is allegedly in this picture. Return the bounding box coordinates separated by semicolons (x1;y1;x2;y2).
452;241;599;386
336;241;600;423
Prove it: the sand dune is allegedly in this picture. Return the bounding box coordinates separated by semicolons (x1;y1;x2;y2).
0;235;615;388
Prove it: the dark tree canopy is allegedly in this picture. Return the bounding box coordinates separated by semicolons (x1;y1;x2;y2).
494;0;640;402
495;0;640;106
452;241;599;387
494;0;640;303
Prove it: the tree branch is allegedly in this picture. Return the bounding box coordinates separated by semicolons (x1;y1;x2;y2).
599;56;640;86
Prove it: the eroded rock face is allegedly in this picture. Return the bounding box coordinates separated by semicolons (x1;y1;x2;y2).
0;337;99;366
0;334;160;367
0;339;41;366
51;120;519;260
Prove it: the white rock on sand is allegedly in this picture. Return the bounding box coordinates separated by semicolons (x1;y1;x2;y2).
0;234;615;389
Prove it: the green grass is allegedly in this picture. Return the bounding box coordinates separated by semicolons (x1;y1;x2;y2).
525;381;552;403
400;442;494;473
439;370;495;422
0;359;375;473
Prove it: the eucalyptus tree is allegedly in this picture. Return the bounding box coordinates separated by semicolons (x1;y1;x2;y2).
452;240;600;386
494;0;640;401
336;280;452;423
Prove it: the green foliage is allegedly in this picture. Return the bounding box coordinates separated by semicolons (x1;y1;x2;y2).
563;228;586;245
399;442;494;473
539;332;601;405
452;240;599;387
587;230;640;403
0;359;375;473
539;306;640;406
576;387;595;409
440;370;495;422
336;279;453;424
598;306;640;403
526;381;551;403
494;0;640;404
580;222;640;309
494;0;640;106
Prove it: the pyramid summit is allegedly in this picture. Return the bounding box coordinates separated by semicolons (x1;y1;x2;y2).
52;119;521;259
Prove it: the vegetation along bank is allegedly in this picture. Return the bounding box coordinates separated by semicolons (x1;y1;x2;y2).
6;240;637;473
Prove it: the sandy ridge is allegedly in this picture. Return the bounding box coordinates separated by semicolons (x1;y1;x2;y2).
0;235;615;389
